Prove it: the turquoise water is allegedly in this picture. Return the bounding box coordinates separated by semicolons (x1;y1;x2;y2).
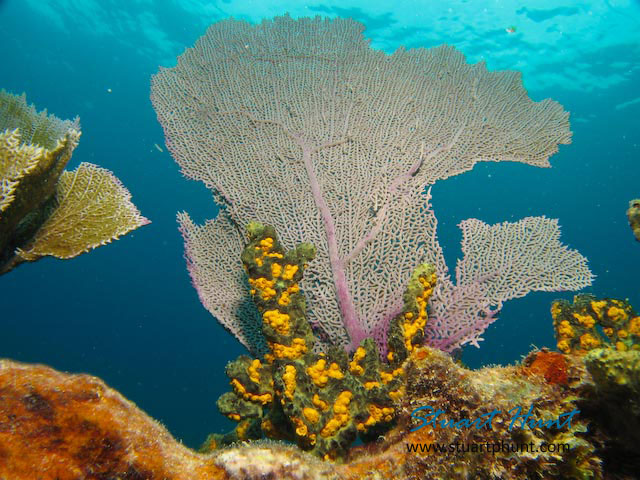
1;0;638;448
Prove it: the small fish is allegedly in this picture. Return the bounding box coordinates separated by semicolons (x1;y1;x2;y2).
505;26;517;34
153;143;164;153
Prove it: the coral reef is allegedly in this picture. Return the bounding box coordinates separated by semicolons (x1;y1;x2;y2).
4;293;640;477
628;198;640;242
4;345;629;479
196;224;640;477
551;294;640;354
207;223;436;460
343;347;602;479
0;89;149;275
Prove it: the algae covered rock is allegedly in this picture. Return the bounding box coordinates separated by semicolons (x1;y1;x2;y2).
581;348;640;474
0;89;149;274
585;348;640;392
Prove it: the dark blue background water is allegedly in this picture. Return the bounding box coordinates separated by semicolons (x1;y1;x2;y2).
1;0;638;448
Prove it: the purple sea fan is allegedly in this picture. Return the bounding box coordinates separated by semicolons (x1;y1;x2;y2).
422;217;594;353
151;15;591;355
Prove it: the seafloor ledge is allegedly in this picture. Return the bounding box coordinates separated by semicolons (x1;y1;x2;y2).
1;344;638;479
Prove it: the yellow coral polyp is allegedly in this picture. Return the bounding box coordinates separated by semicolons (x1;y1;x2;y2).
320;391;352;438
551;302;562;319
278;291;291;306
261;287;276;300
269;338;307;359
579;333;601;350
236;419;251;440
327;362;343;378
380;367;403;384
248;359;262;384
228;413;241;421
557;339;571;353
250;277;276;300
608;306;628;323
364;404;394;427
277;284;300;306
349;347;366;375
313;394;329;411
616;341;628;351
230;378;273;405
591;300;607;319
303;407;320;423
257;237;274;251
420;272;437;287
282;264;299;280
403;315;427;352
603;327;614;337
307;359;344;387
572;313;595;329
629;317;640;335
282;364;297;399
271;262;282;278
557;320;575;338
263;309;291;335
292;417;308;437
389;387;404;401
253;238;284;267
618;329;629;339
307;359;326;385
399;273;435;352
364;381;380;390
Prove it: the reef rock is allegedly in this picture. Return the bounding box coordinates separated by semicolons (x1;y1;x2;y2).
0;348;621;480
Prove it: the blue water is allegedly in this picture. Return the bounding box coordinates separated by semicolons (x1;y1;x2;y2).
1;0;638;448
